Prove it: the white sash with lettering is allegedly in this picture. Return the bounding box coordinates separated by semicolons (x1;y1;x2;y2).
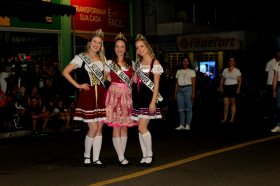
105;60;131;89
78;53;105;87
134;64;163;102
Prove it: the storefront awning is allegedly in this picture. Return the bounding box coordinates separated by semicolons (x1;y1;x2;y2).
0;0;76;17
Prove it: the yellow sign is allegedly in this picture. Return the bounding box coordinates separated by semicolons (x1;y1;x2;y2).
0;17;10;26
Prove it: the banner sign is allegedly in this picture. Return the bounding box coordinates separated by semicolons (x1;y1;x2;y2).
71;0;130;34
177;31;245;51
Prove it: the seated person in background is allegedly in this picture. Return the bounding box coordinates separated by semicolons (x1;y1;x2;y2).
28;97;50;134
0;86;9;128
47;99;72;132
56;100;72;131
0;85;8;107
4;85;30;129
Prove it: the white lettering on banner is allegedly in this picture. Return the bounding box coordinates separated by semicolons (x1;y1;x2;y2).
74;5;107;15
105;60;131;88
135;68;163;103
78;54;105;88
80;14;101;22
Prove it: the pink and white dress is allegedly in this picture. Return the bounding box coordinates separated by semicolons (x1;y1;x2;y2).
104;65;137;127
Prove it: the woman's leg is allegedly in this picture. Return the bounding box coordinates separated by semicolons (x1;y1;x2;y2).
138;119;153;164
92;122;104;165
120;126;128;154
176;89;185;129
83;122;98;165
185;87;193;128
138;131;146;164
222;97;229;122
112;127;128;164
230;98;236;122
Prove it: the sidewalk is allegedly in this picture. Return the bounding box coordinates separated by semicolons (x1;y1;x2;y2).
0;129;32;139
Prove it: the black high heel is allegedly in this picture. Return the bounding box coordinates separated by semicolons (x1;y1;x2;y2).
93;160;106;168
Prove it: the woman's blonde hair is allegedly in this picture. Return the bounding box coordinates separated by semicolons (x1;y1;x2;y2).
86;28;106;63
135;34;155;66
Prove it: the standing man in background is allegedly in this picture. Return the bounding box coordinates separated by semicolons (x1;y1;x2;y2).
264;49;280;119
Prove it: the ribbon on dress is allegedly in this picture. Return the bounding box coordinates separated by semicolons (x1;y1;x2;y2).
78;53;105;87
105;60;131;89
133;61;163;102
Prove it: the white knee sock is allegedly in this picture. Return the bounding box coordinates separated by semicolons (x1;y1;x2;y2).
112;137;125;162
121;136;128;154
139;132;147;163
92;135;102;163
84;135;94;164
141;131;153;163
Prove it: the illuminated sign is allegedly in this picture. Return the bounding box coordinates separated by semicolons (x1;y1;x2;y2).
71;0;130;34
177;31;245;51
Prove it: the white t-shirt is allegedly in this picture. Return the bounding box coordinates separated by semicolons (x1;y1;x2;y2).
222;67;241;85
175;69;196;86
265;58;278;85
273;62;280;81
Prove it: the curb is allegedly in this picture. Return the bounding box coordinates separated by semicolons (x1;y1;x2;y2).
0;130;32;139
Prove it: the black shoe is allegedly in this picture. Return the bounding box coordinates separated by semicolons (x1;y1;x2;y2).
83;157;92;167
144;156;154;167
93;160;106;168
136;157;146;167
119;159;131;167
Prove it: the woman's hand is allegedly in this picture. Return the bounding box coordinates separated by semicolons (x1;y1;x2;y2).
149;102;156;115
78;83;90;91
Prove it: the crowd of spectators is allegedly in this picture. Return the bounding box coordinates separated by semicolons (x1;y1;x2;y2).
0;57;79;135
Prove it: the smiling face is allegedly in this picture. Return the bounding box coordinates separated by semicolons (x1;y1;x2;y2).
135;40;148;57
182;58;190;69
115;39;126;58
89;36;103;53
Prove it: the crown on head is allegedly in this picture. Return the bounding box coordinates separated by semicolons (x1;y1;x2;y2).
115;32;127;42
92;29;104;39
135;33;146;41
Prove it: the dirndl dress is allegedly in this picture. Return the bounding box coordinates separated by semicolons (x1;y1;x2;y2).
131;62;163;121
74;84;106;123
104;66;137;127
71;55;106;123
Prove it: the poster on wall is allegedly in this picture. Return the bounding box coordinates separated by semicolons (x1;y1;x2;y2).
71;0;130;35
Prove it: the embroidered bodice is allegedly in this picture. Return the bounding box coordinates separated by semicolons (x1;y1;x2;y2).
70;54;104;86
110;66;133;83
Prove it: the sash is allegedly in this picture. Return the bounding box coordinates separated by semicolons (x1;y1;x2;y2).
78;53;105;87
135;68;163;102
105;60;131;89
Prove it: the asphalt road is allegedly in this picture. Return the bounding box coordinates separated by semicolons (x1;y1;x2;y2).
1;100;280;186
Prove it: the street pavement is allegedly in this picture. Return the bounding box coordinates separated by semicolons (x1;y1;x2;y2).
1;100;280;186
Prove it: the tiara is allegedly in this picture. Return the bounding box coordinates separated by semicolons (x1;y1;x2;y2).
92;29;104;39
115;32;127;42
135;33;146;41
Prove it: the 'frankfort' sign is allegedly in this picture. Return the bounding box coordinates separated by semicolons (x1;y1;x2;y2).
177;31;245;51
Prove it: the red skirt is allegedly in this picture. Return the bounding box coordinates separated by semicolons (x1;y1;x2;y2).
73;85;106;123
